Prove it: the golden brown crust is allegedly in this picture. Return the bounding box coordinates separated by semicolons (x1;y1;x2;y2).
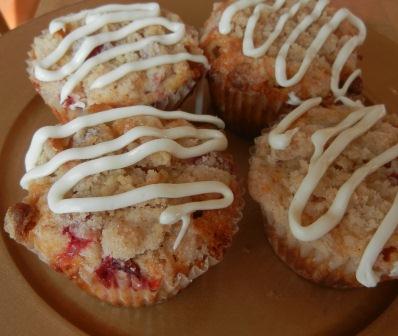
4;116;244;306
264;211;359;288
4;203;38;242
27;9;207;122
5;179;243;306
201;0;364;137
249;104;398;288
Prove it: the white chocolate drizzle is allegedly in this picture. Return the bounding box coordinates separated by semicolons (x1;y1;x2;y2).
268;97;322;150
268;98;398;287
34;3;208;105
219;0;367;105
22;106;234;250
356;181;398;286
287;92;303;106
335;95;364;109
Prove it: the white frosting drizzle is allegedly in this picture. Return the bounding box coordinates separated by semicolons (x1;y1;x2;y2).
356;179;398;287
219;0;270;35
22;106;233;250
289;105;386;242
268;98;398;287
243;0;305;58
335;95;364;108
69;101;86;110
48;3;160;34
34;3;208;104
287;92;303;106
268;97;322;150
24;106;224;171
219;0;367;105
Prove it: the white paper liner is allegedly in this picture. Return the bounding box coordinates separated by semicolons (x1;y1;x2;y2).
208;75;287;138
75;254;221;307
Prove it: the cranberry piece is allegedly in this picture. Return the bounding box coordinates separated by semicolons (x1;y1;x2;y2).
95;257;119;288
310;195;325;203
95;257;160;291
86;45;104;60
388;172;398;185
62;227;91;257
193;210;204;219
123;259;142;278
382;246;397;262
54;227;91;272
62;95;75;109
123;259;145;290
96;257;136;288
147;278;161;291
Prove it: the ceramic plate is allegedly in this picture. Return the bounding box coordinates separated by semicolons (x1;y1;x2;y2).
1;1;398;335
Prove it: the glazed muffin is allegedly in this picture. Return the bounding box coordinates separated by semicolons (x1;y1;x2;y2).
4;105;243;306
201;0;366;137
27;3;208;122
249;98;398;288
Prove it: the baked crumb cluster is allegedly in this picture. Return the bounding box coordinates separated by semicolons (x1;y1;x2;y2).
28;9;206;121
202;0;361;98
5;116;243;305
249;105;398;286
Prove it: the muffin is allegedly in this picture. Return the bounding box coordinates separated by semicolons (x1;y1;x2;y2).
27;3;208;122
201;0;366;137
249;98;398;288
4;105;244;306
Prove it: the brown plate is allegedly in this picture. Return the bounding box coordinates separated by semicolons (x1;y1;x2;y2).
1;1;398;335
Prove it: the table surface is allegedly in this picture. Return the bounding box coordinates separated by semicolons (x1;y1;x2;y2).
33;0;398;43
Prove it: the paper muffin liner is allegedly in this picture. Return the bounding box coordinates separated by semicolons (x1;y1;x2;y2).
76;206;243;307
72;190;243;307
5;203;243;308
5;221;226;308
5;143;243;308
208;75;289;138
260;207;360;289
4;176;243;308
73;254;221;307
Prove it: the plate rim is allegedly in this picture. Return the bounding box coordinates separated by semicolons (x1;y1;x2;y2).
1;1;398;335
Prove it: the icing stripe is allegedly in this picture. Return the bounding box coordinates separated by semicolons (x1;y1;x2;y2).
36;17;185;81
268;97;322;150
49;3;161;34
310;108;367;163
25;105;224;171
268;98;398;287
89;53;208;91
243;0;304;58
22;106;232;250
288;105;386;241
21;126;225;189
219;0;268;35
34;3;208;105
219;0;367;105
287;92;304;106
357;191;398;287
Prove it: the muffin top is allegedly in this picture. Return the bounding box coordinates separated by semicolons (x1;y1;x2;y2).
201;0;365;105
28;3;208;112
249;99;398;287
5;106;243;293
